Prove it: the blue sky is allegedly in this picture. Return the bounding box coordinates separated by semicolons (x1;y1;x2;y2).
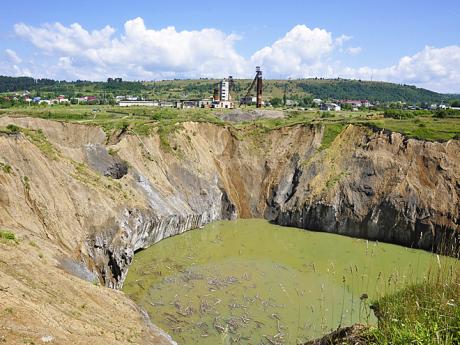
1;0;459;92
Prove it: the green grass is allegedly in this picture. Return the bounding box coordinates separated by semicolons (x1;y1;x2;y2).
0;123;59;159
21;128;60;160
325;171;350;189
1;105;459;143
370;281;459;344
0;229;18;244
367;117;460;141
320;123;347;150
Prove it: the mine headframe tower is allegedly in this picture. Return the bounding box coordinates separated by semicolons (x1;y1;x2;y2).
241;66;263;108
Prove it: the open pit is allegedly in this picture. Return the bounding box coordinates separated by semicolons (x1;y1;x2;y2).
0;116;458;344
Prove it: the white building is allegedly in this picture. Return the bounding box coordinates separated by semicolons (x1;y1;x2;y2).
220;79;230;101
118;100;159;107
212;100;234;109
320;103;341;111
312;98;322;105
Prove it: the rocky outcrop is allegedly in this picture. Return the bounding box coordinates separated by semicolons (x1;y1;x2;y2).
303;324;371;345
267;127;460;254
84;143;128;179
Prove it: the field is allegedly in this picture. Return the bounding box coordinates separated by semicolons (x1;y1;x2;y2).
2;105;459;142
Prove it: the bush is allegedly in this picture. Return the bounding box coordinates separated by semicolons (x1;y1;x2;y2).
6;124;20;133
270;97;283;107
1;163;12;173
0;230;18;244
0;230;15;241
383;109;431;119
434;108;460;118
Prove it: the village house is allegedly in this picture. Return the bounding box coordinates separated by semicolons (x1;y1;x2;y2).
339;99;371;108
320;102;341;111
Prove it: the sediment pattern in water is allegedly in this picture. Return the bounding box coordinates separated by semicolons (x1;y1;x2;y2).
124;219;456;344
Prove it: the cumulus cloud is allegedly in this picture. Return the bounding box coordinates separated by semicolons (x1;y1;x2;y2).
14;22;116;55
250;25;336;77
14;17;248;80
7;18;460;92
340;46;460;93
0;49;32;77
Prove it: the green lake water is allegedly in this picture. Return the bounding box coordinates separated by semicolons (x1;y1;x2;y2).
123;219;458;344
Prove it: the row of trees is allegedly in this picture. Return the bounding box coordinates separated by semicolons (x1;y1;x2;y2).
384;108;460;119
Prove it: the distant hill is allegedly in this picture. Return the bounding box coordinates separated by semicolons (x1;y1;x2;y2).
0;75;457;103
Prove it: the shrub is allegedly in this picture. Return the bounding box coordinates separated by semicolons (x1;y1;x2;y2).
0;230;18;244
384;109;415;119
6;124;20;133
0;230;15;241
0;162;12;174
435;108;460;118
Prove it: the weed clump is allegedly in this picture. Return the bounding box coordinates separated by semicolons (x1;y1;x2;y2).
0;162;13;174
0;230;19;244
0;124;20;134
22;176;30;191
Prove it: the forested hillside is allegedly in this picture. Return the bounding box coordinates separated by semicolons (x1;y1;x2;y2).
0;75;456;103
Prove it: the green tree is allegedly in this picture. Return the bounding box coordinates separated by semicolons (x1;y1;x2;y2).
271;97;283;107
450;99;460;107
341;103;353;110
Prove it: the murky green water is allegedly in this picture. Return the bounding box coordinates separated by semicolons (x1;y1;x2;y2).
124;219;457;344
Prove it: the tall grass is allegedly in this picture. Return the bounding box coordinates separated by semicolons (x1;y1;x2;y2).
369;265;459;345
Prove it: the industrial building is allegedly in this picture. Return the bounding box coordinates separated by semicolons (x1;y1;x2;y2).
115;67;264;110
212;77;235;109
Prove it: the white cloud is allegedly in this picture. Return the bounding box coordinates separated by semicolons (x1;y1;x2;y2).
250;25;336;77
346;46;362;55
340;46;460;93
0;49;31;77
14;22;115;55
335;34;353;47
6;18;460;92
14;17;248;80
5;49;22;64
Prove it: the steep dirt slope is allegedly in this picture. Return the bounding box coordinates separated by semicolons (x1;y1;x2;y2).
0;116;458;344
